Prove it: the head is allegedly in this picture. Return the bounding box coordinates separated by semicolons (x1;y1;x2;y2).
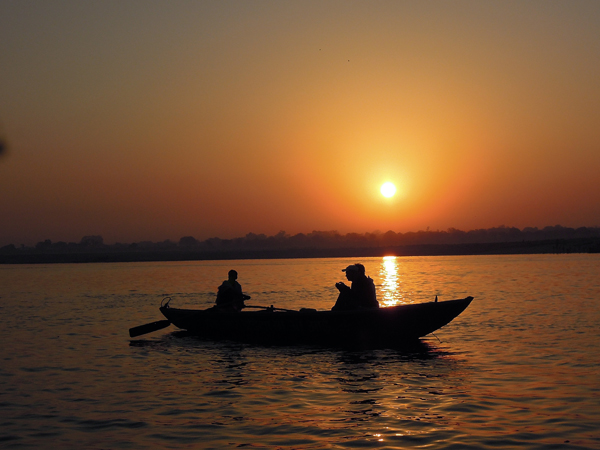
228;269;238;280
354;263;366;275
342;264;359;281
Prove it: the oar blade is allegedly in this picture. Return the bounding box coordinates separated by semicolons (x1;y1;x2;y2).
129;320;171;338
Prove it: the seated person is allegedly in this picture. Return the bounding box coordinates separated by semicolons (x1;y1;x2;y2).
215;269;249;311
332;263;379;311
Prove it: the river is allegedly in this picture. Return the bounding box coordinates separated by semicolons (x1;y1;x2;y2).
1;254;599;449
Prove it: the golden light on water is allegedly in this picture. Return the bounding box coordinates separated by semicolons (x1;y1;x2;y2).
379;256;405;307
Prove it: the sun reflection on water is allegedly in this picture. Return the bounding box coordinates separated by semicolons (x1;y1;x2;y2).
378;256;405;307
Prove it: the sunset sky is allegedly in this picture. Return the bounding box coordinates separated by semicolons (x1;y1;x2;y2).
1;1;599;246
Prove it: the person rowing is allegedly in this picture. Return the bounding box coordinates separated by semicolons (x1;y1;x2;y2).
215;269;250;312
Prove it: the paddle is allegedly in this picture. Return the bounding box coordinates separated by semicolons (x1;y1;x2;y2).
244;305;297;312
129;319;171;338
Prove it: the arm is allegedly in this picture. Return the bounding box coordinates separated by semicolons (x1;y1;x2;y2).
335;281;350;292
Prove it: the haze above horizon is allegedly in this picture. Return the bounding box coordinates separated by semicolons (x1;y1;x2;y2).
1;1;599;247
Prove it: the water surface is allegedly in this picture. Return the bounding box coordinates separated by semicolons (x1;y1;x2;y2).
1;254;599;449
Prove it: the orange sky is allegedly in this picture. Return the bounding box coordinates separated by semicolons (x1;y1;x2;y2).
1;1;599;246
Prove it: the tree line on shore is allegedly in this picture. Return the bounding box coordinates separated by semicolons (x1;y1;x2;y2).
2;225;599;255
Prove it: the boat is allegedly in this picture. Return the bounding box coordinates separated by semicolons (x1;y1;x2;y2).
153;296;473;345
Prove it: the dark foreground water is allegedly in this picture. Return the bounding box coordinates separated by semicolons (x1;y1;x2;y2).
1;254;599;449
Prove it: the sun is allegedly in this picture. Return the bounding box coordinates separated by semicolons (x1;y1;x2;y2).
380;182;397;198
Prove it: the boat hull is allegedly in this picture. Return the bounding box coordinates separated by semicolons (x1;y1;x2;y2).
159;297;473;345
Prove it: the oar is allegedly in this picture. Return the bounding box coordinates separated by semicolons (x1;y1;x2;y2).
129;319;171;338
244;305;297;312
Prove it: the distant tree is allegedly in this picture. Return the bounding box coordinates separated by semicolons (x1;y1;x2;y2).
382;230;398;246
0;243;16;252
345;233;368;246
178;236;199;247
52;241;68;250
575;227;592;236
307;230;341;247
245;232;267;241
156;239;177;249
80;235;104;247
274;230;289;240
35;239;52;250
288;233;307;247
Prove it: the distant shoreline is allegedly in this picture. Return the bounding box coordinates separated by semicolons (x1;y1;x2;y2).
1;237;598;264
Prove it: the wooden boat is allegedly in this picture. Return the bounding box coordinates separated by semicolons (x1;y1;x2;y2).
156;296;473;345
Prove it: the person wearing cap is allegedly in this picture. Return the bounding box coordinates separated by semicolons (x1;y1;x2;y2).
332;263;379;311
216;269;250;311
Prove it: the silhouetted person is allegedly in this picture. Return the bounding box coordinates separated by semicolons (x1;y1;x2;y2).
332;263;379;311
216;269;249;311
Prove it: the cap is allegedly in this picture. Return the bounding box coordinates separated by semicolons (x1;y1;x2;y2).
342;265;358;272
